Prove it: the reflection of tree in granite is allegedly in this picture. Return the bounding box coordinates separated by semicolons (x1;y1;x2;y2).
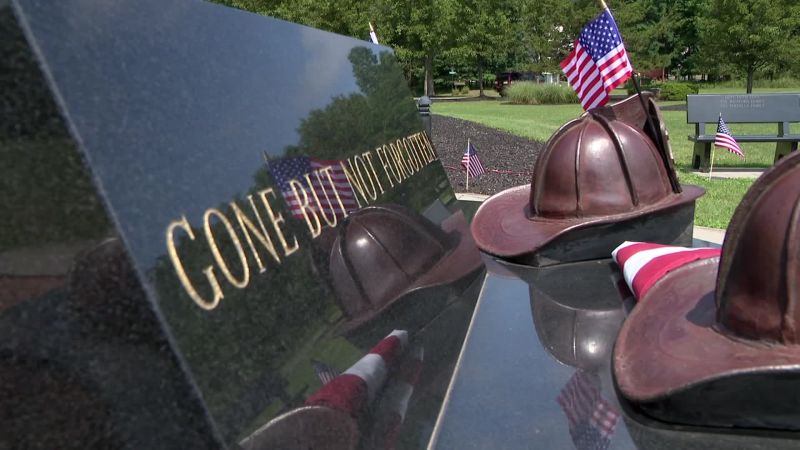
287;48;419;159
0;10;111;250
151;207;337;442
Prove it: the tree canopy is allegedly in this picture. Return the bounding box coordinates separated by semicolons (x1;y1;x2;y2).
212;0;800;93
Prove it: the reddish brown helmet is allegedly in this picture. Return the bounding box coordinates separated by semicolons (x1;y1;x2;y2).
330;204;483;334
472;95;704;266
614;151;800;430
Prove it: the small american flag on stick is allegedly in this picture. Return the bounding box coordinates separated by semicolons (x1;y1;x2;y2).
267;156;358;222
715;114;744;158
461;140;486;179
557;370;620;450
311;359;340;386
560;8;633;111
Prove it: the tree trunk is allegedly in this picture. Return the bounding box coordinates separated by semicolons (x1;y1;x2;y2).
478;59;484;97
746;67;754;94
424;52;435;97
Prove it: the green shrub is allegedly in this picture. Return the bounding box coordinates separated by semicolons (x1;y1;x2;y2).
652;81;699;101
505;82;579;105
625;78;653;95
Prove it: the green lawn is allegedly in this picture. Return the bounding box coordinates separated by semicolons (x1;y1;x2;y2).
432;89;799;228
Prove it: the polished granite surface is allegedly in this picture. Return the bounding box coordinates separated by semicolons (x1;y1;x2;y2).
2;0;480;447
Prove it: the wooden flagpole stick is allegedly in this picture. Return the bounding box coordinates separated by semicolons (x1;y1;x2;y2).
465;138;470;191
600;0;680;193
709;145;715;181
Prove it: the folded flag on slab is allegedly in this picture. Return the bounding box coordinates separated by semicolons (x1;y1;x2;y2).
365;346;424;450
461;141;486;179
305;330;408;418
560;8;633;111
612;241;721;301
715;114;745;158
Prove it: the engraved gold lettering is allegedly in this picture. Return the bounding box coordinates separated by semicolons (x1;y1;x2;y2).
318;166;349;218
409;133;428;163
379;145;401;184
363;152;385;195
231;198;281;273
166;216;222;310
305;171;337;228
204;208;250;289
257;188;299;257
420;132;437;162
389;143;410;180
401;138;422;172
290;178;322;238
340;159;369;208
354;153;378;201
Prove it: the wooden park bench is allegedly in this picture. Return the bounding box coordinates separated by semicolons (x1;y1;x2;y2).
687;94;800;171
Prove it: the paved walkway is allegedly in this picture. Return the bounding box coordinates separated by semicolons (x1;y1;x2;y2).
455;193;726;245
689;168;764;179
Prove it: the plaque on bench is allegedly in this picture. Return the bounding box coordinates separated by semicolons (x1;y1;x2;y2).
0;0;483;448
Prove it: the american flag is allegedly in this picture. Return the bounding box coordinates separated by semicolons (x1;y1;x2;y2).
267;157;358;222
461;141;486;179
311;359;340;386
715;115;744;158
557;371;620;450
560;9;633;111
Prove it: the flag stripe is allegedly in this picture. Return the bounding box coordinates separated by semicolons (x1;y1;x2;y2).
267;156;359;221
612;241;721;300
560;10;633;111
715;115;745;158
461;141;486;178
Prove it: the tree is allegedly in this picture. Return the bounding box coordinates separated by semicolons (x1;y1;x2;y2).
697;0;800;93
613;0;683;73
450;0;520;97
519;0;596;74
378;0;458;96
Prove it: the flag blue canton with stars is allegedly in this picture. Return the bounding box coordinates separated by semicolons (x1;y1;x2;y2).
579;10;624;60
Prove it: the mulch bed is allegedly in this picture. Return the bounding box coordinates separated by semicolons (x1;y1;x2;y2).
431;114;545;196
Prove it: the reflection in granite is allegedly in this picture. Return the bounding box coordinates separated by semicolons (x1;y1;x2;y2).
3;0;479;447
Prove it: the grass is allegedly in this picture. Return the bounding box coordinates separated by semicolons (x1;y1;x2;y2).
432;85;800;227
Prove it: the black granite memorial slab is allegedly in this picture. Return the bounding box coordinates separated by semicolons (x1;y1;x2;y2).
1;0;483;448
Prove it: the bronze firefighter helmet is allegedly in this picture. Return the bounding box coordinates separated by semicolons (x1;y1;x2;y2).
330;204;483;334
614;150;800;430
471;94;704;266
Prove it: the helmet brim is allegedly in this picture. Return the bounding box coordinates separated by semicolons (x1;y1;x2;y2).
471;184;705;264
336;209;484;335
613;258;800;429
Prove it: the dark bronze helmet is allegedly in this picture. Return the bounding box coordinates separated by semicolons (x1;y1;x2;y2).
526;260;625;370
471;95;704;266
532;112;673;218
329;204;483;334
614;151;800;430
715;154;800;343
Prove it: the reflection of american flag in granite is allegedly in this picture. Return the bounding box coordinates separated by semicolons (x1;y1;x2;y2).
312;359;340;385
267;157;357;220
557;371;620;450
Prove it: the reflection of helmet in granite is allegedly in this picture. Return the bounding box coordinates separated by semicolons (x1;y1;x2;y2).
471;95;704;266
615;151;800;430
330;205;483;334
527;261;625;370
